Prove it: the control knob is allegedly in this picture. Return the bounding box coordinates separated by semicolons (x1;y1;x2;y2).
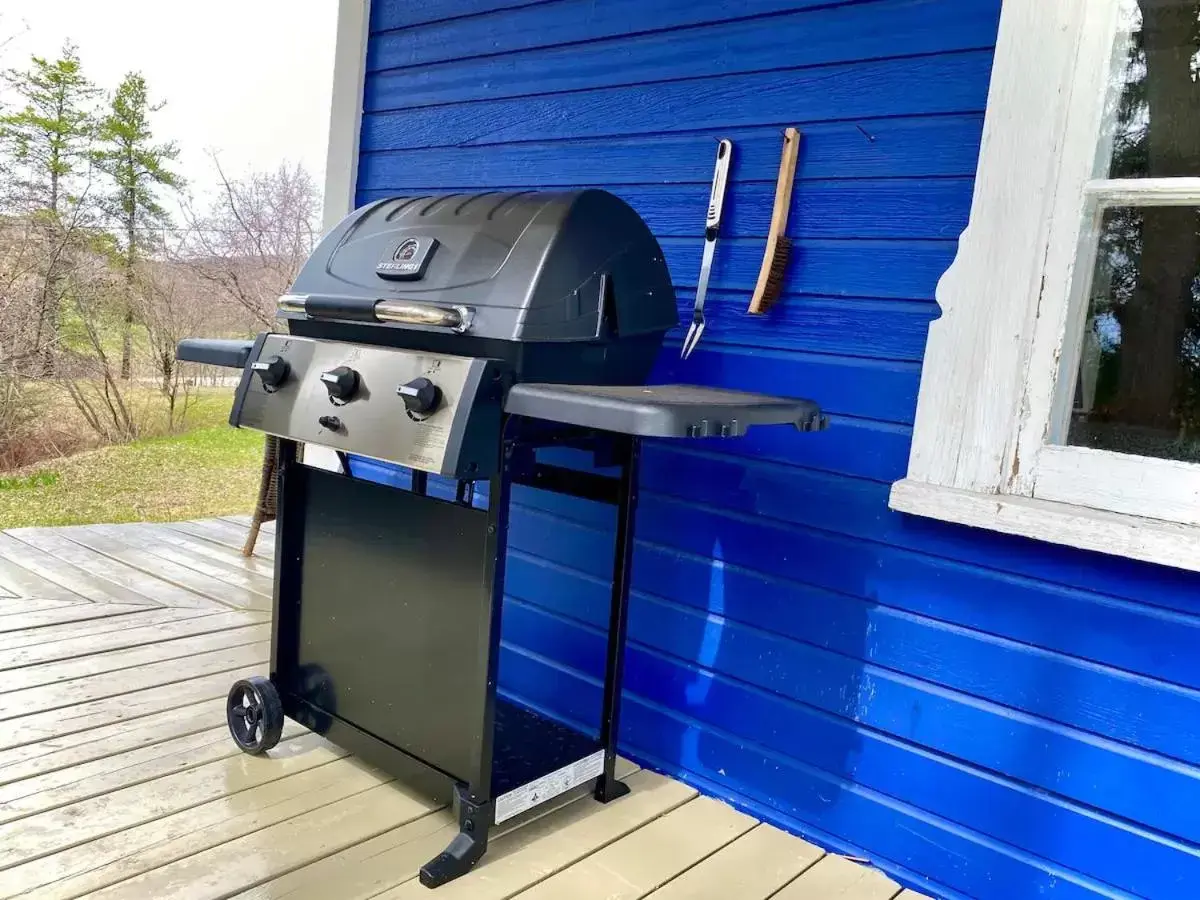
250;355;290;390
321;366;360;403
397;377;441;415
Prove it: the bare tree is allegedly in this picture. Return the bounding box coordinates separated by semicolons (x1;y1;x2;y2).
0;190;96;371
54;246;141;443
182;159;320;325
0;176;107;467
134;259;230;428
0;218;42;463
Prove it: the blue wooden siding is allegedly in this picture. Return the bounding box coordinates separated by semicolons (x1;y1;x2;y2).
355;2;1200;897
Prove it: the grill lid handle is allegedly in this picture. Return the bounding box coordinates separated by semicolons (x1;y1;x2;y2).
279;294;472;333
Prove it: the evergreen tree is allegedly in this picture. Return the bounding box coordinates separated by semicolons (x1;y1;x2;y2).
93;72;181;380
0;44;99;374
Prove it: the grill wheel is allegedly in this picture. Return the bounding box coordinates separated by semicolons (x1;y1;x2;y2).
226;676;284;754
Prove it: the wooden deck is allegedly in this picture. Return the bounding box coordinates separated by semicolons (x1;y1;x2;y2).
0;517;928;899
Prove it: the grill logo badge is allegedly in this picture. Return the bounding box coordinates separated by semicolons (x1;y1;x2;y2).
376;236;439;281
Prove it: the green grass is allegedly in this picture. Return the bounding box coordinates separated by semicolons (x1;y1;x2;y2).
0;391;265;528
0;472;61;490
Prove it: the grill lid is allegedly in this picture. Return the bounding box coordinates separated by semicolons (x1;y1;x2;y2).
284;190;678;343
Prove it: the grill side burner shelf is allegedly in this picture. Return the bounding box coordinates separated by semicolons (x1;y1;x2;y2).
177;189;827;888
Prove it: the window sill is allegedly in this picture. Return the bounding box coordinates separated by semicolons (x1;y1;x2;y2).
889;479;1200;573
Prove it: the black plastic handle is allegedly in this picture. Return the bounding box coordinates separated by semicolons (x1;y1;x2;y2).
176;338;256;369
304;295;380;322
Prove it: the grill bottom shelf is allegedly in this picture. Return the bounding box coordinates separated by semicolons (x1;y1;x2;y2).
492;697;601;795
491;697;605;823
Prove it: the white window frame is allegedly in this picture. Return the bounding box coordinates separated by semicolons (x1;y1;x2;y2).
890;0;1200;572
304;0;371;475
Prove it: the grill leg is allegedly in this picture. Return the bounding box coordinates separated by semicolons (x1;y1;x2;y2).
420;784;493;888
420;434;512;888
595;435;638;803
411;470;429;495
455;479;475;506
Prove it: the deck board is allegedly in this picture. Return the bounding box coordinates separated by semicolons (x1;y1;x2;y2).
774;854;905;899
0;725;240;821
384;777;698;900
255;760;656;900
131;522;277;576
0;602;152;635
643;823;826;899
0;642;268;720
512;797;755;899
0;698;226;786
0;536;110;603
166;519;271;556
0;732;342;870
0;605;225;651
85;784;444;900
0;609;266;671
230;802;457;900
86;523;275;596
0;623;269;692
0;664;263;751
0;518;924;900
62;525;270;610
9;528;227;609
0;759;389;900
0;596;84;614
0;531;171;607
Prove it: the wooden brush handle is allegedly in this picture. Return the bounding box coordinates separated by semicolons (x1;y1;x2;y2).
768;127;800;236
748;127;802;314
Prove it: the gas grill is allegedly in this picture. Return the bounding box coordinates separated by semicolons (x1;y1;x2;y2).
177;190;825;888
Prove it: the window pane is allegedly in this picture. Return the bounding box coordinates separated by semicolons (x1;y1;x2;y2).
1105;0;1200;178
1068;205;1200;461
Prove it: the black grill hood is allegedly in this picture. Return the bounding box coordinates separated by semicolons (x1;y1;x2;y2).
280;190;677;385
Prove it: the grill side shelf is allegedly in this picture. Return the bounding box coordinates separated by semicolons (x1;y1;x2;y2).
176;338;257;369
504;382;826;438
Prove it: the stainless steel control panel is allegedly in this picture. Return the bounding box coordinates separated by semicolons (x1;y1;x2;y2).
232;335;503;477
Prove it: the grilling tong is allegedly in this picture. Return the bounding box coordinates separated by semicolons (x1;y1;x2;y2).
681;138;732;359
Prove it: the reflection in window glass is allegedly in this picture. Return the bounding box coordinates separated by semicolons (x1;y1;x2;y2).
1070;1;1200;462
1069;206;1200;461
1106;0;1200;179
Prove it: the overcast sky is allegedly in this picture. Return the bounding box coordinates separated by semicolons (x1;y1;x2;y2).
2;1;338;209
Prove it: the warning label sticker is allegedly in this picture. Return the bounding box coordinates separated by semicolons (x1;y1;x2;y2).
494;750;606;823
403;421;450;470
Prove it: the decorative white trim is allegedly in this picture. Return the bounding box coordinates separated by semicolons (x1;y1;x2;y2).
1033;446;1200;527
1010;0;1126;485
904;0;1093;494
891;480;1200;573
321;0;371;235
892;0;1200;569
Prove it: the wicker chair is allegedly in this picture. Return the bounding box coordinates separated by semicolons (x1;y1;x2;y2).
243;435;280;556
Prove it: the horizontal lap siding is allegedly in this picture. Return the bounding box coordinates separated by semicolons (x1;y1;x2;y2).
357;2;1200;898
